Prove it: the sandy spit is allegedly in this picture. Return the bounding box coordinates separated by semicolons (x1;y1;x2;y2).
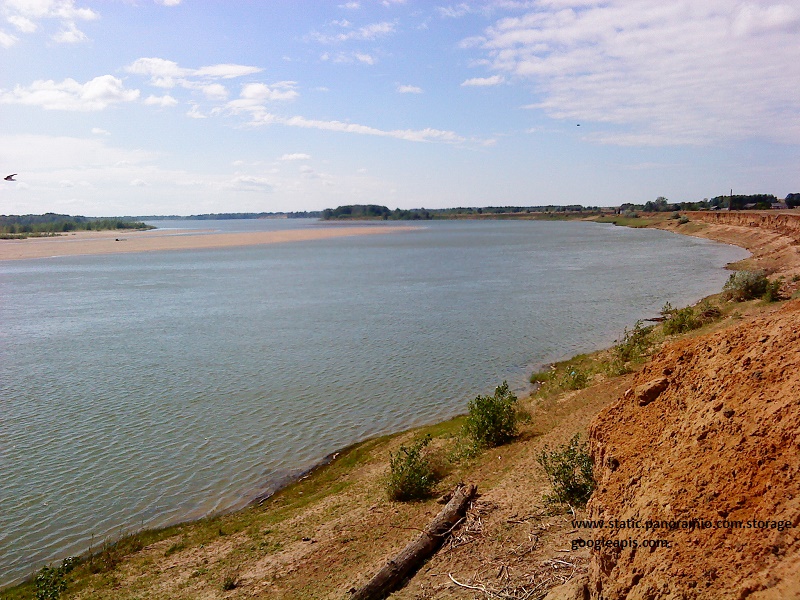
0;225;420;261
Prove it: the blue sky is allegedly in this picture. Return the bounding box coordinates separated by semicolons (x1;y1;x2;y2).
1;0;799;216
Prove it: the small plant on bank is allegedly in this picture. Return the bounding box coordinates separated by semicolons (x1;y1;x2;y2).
722;270;769;301
221;568;240;591
34;556;77;600
537;434;595;508
614;320;655;364
678;216;690;224
560;368;589;390
660;302;701;335
462;381;518;449
386;434;437;501
763;277;785;302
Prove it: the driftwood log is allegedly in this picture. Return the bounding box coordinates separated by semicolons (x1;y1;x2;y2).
350;483;477;600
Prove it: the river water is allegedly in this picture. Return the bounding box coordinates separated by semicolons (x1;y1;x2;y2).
0;218;747;585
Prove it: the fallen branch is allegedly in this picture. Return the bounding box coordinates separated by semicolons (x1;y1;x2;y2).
350;483;477;600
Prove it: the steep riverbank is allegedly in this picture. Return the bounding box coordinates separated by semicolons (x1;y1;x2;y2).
5;212;799;599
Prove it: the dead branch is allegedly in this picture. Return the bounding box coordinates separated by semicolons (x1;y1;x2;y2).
350;483;477;600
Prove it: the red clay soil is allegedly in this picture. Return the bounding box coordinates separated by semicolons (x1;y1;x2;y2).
587;300;800;599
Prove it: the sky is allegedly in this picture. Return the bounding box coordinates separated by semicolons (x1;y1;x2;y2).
1;0;799;216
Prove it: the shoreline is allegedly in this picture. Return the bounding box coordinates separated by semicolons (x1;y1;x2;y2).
241;216;768;501
0;224;420;261
4;213;792;596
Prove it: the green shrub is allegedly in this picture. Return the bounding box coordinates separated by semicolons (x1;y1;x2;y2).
614;320;654;363
678;216;690;224
537;434;595;507
697;299;722;321
661;302;700;335
722;270;769;301
463;382;518;449
35;563;68;600
386;435;437;501
763;277;784;302
561;368;589;390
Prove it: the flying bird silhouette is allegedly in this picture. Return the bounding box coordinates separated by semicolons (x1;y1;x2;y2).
5;174;17;181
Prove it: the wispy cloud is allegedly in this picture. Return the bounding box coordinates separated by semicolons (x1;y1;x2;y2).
397;84;423;94
126;58;263;88
248;112;464;144
461;75;505;87
0;76;139;111
321;51;377;64
279;153;312;161
475;0;800;145
308;21;395;43
227;175;274;192
144;94;178;107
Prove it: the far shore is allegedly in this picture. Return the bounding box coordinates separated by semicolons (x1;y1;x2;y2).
0;224;420;261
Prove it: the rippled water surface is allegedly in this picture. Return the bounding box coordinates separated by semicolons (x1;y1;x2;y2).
0;219;747;585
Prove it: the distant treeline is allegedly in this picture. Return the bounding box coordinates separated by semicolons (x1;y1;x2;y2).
622;193;800;213
321;204;597;220
0;213;153;238
130;211;322;220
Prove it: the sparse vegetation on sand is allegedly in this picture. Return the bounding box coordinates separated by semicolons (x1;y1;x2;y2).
537;434;595;508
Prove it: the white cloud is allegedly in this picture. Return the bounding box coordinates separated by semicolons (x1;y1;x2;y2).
309;21;395;43
322;51;378;64
0;31;19;47
249;112;464;143
339;1;360;8
0;75;140;111
461;75;505;87
129;179;147;187
2;0;98;46
126;58;262;88
156;0;182;5
437;3;474;18
186;103;206;119
227;175;274;192
91;127;110;135
125;57;186;87
8;15;37;33
397;84;423;94
354;52;375;65
201;84;227;100
474;0;800;145
194;64;263;79
52;21;87;43
280;153;312;161
144;94;178;107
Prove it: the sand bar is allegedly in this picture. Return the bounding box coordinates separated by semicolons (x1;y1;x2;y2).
0;225;420;261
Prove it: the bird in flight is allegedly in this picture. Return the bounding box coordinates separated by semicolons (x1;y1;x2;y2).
5;174;17;181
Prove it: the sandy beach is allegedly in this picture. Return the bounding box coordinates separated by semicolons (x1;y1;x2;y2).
0;225;419;261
